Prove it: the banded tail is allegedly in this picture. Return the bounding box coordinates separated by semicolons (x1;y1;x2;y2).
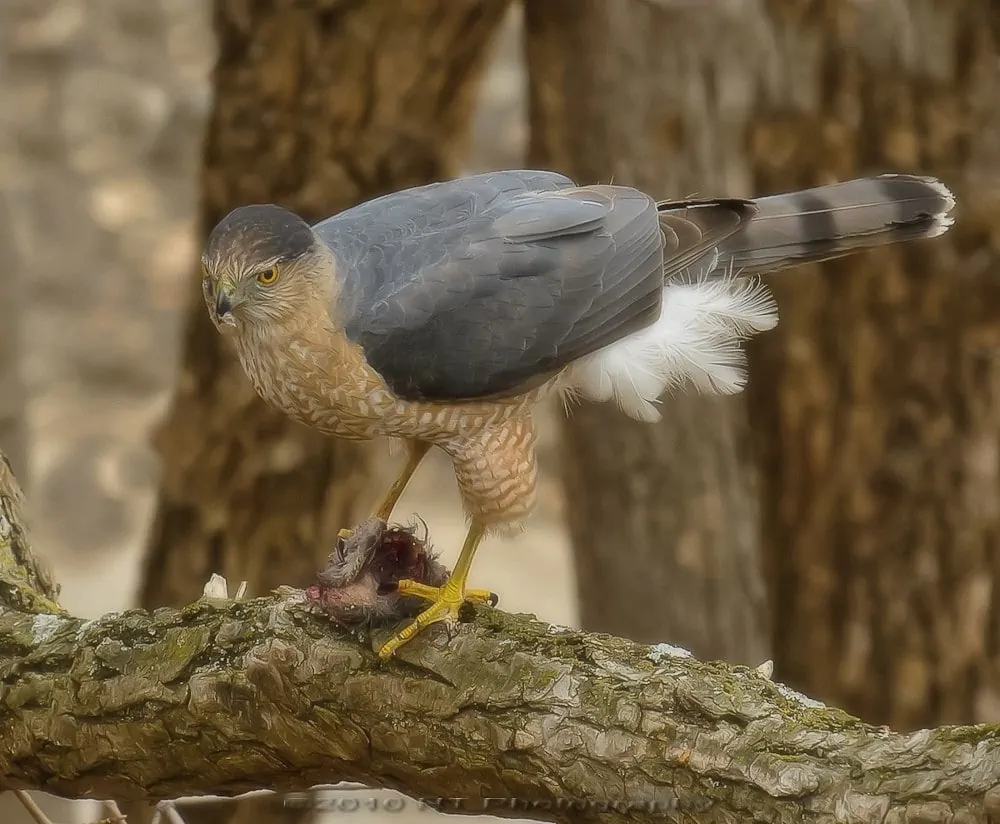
714;174;956;275
563;174;956;422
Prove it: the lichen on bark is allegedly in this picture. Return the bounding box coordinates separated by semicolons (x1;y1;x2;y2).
0;454;61;615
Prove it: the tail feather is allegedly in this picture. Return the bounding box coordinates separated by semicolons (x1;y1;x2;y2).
717;174;956;275
559;174;956;422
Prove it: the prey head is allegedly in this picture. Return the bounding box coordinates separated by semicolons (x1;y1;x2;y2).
201;204;332;333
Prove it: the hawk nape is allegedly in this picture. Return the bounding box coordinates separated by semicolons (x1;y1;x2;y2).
201;169;956;659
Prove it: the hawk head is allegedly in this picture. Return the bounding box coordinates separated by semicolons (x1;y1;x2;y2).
201;204;333;332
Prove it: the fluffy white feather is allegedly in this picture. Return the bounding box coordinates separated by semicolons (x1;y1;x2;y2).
559;276;779;422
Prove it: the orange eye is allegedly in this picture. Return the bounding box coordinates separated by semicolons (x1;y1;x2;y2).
257;265;279;285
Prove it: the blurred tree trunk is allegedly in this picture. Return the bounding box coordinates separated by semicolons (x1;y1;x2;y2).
524;1;770;667
129;1;513;823
740;0;1000;730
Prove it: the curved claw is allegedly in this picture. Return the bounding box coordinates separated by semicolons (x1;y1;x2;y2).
378;520;489;660
378;579;499;659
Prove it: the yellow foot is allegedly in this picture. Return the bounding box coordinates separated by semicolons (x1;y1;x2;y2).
377;578;498;660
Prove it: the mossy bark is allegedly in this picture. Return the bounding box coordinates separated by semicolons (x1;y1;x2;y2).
0;456;60;615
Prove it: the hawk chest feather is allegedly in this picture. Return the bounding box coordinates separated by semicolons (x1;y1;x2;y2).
234;325;385;441
232;321;550;447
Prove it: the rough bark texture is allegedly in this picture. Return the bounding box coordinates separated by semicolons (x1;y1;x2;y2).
0;456;59;614
2;459;1000;824
733;0;1000;730
524;1;769;666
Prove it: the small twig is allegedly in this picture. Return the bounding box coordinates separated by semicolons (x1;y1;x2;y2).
13;791;54;824
156;783;370;809
143;784;375;824
162;791;274;809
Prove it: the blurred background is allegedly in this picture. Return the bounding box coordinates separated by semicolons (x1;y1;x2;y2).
1;1;998;823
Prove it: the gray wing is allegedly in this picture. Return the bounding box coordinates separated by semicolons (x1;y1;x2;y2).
314;170;755;402
314;170;664;401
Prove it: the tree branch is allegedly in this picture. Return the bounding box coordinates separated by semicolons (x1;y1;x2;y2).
0;454;61;614
2;457;998;823
0;590;997;820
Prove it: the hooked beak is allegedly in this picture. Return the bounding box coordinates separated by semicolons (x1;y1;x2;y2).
214;282;238;327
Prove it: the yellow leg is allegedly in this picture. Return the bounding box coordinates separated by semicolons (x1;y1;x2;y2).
377;520;494;659
338;441;430;540
372;440;431;521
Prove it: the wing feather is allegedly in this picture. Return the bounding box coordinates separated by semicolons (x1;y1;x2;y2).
315;171;668;401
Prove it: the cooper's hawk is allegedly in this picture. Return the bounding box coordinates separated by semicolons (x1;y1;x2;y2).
201;170;955;659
